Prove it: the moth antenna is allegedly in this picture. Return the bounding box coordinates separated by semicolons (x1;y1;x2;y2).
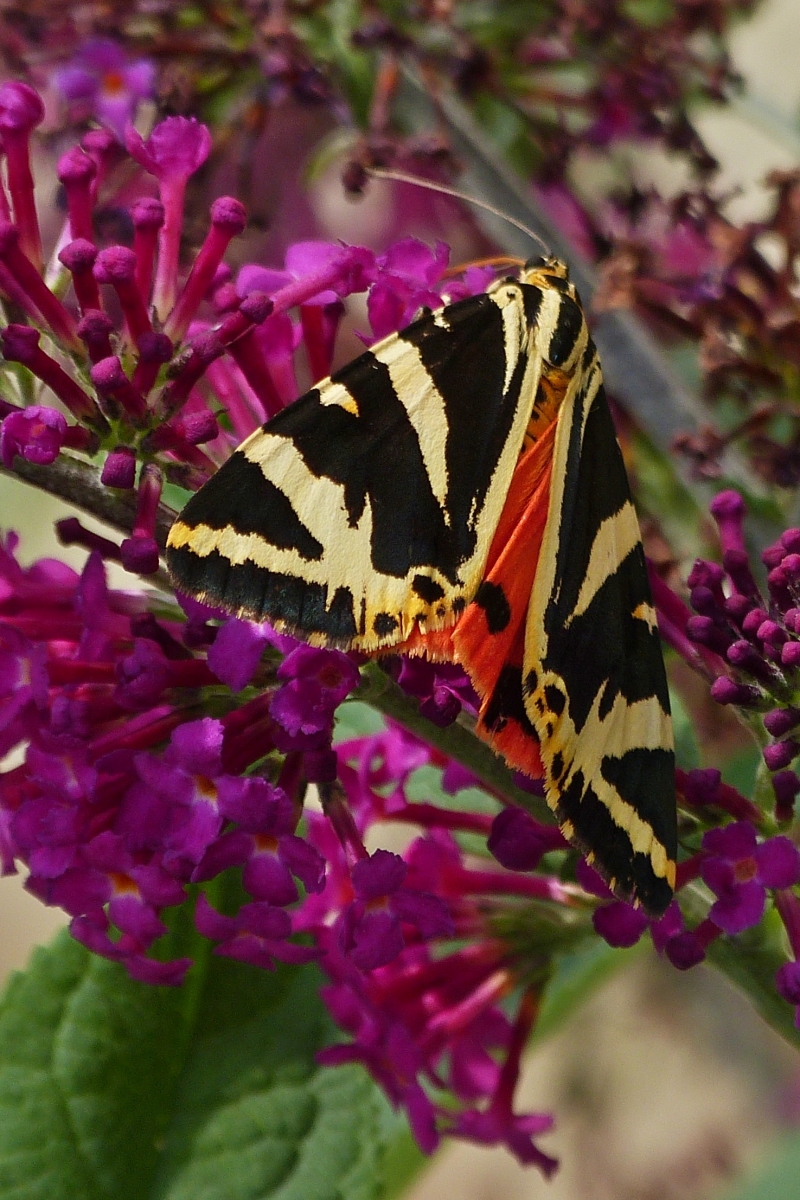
443;254;525;279
365;166;551;256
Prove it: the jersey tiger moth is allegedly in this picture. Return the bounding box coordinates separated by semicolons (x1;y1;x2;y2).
166;255;677;916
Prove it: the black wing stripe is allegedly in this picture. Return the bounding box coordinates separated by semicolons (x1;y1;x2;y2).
558;769;674;916
167;276;544;645
167;545;359;642
524;346;676;915
399;289;531;555
173;450;324;560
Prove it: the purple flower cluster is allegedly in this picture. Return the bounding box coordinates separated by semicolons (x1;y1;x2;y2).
0;531;344;983
304;725;576;1168
646;489;800;1000
0;81;493;580
653;490;800;818
54;38;155;141
3;76;800;1168
0;535;569;1167
0;81;571;1167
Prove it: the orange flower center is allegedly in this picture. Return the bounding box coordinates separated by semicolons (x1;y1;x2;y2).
254;833;278;854
195;775;218;803
102;71;126;95
110;872;138;896
733;857;757;884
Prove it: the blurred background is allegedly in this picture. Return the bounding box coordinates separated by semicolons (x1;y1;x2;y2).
2;2;800;1198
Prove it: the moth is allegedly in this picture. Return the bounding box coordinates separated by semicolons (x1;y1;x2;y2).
167;256;676;916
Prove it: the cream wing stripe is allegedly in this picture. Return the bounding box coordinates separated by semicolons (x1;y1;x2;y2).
538;685;674;879
378;335;451;512
567;501;642;626
317;378;360;413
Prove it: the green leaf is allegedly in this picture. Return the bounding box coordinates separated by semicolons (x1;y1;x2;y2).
718;1134;800;1200
0;919;397;1200
621;0;673;27
334;699;386;742
373;1126;427;1200
669;686;700;772
722;741;761;798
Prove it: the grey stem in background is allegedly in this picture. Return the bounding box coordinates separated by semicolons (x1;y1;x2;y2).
397;71;770;518
1;454;176;549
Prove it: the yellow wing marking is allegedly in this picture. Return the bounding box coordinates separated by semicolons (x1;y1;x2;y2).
533;668;675;884
317;379;359;414
170;273;560;651
567;501;641;627
632;602;658;632
378;336;450;512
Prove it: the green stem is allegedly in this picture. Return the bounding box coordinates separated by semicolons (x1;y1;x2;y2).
1;452;176;547
356;661;553;821
706;907;800;1051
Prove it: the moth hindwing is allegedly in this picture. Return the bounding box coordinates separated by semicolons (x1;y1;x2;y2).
166;256;676;915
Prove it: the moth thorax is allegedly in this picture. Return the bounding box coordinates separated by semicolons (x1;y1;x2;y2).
522;368;572;452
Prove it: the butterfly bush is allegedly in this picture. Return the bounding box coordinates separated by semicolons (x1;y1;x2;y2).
53;37;155;141
1;78;800;1172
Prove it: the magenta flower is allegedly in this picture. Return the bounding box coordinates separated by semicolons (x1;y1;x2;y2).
445;993;557;1175
126;116;213;318
193;777;326;905
53;38;155;140
392;656;478;727
701;822;800;935
125;115;212;182
488;806;566;871
0;406;67;469
122;719;226;867
338;848;453;970
776;960;800;1017
206;617;270;692
575;859;650;948
367;237;450;339
0;624;48;735
195;893;319;971
319;962;441;1153
239;241;357;306
270;644;361;745
654;490;800;821
5;77;800;1174
238;241;376;385
0;82;44;268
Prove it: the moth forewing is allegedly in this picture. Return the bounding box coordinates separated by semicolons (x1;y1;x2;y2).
166;254;677;914
520;346;676;915
167;274;547;652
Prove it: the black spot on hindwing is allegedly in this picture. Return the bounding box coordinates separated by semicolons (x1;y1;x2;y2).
474;581;511;633
482;665;539;741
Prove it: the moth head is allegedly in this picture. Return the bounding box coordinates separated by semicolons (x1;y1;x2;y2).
523;255;570;282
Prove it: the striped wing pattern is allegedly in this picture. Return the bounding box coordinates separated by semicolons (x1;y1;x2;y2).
167;258;676;913
522;347;676;913
168;272;558;650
